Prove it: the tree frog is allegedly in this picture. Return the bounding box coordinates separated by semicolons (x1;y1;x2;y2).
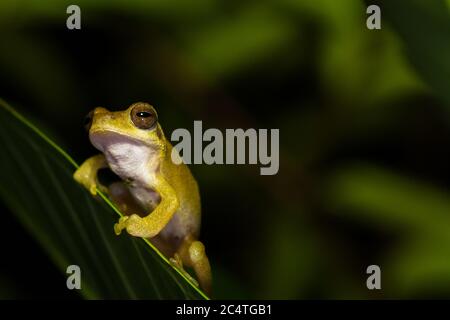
73;102;211;295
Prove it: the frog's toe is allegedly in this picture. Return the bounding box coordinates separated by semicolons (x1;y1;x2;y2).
89;184;97;195
169;253;183;269
114;216;129;235
170;254;199;287
73;169;97;195
73;167;84;183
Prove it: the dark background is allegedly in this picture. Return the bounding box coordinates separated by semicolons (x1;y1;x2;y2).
1;0;450;299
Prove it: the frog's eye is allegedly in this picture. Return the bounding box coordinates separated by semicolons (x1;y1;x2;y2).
131;104;158;130
84;110;94;132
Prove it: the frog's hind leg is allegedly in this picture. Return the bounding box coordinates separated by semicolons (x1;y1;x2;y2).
175;236;212;296
109;183;212;295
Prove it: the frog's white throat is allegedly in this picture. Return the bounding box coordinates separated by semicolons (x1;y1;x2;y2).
90;132;158;185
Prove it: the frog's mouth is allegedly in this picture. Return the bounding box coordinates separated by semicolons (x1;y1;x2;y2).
89;130;149;153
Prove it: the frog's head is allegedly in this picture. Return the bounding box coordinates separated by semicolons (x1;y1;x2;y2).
85;102;166;153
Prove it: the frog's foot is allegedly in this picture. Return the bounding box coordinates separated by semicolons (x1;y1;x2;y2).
170;253;199;287
74;169;109;196
114;215;129;235
114;214;159;238
74;167;98;195
114;214;156;237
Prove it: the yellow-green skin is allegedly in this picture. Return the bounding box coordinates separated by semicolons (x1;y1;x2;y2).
73;102;211;295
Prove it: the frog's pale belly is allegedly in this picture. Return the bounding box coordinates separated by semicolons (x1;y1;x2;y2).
158;211;187;244
128;185;161;212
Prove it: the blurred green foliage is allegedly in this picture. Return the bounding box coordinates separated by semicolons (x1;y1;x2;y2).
0;0;449;299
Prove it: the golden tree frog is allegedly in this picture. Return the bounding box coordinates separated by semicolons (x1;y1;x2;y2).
73;102;212;295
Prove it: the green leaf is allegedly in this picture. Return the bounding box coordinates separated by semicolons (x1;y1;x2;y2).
0;99;208;299
184;5;296;79
379;0;450;106
0;0;217;24
326;164;450;295
388;235;450;296
326;164;450;235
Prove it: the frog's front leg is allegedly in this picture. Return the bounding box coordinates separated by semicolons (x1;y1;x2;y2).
114;178;179;238
73;154;108;195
